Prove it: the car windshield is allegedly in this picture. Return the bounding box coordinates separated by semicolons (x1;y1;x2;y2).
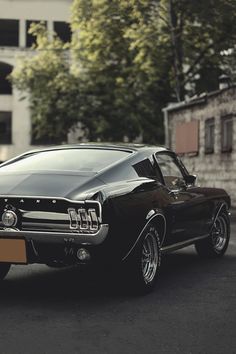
0;148;132;173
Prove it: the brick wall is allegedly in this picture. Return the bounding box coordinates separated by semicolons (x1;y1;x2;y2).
165;87;236;205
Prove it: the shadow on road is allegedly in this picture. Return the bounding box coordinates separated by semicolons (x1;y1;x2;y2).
0;246;235;308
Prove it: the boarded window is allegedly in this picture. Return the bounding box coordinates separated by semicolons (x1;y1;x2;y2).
205;118;215;154
221;116;233;153
53;21;71;42
0;112;12;144
0;19;19;46
175;120;199;154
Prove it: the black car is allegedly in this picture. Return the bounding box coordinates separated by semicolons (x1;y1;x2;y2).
0;144;231;293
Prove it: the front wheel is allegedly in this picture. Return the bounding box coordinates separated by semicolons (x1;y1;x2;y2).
0;263;11;280
124;223;161;294
195;210;230;258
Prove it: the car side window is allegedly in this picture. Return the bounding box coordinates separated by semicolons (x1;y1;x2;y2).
133;158;162;181
155;153;185;190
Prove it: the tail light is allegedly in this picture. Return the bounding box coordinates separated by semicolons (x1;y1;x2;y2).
68;207;100;233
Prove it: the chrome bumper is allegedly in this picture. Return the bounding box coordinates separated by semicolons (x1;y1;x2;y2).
0;224;109;246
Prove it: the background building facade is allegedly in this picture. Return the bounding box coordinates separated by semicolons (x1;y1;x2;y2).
0;0;72;162
163;84;236;205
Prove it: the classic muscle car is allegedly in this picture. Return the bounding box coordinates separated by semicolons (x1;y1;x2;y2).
0;144;231;292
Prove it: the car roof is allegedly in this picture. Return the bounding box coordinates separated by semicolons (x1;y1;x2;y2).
0;143;171;169
23;143;169;155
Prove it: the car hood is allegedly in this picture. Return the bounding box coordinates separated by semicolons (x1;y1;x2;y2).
0;171;103;199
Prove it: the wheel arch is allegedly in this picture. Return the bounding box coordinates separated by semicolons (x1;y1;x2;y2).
151;213;166;246
210;202;230;233
195;201;230;258
122;210;166;262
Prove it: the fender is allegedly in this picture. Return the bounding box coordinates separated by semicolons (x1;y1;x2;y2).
122;210;166;261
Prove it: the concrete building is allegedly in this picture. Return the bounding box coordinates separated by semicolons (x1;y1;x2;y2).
163;83;236;205
0;0;72;162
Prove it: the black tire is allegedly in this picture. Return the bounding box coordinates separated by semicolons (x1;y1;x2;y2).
195;210;230;258
0;263;11;280
124;223;161;294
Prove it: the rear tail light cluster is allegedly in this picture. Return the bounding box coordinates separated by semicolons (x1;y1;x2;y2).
68;208;100;233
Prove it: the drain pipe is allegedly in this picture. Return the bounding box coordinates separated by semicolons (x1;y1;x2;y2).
163;107;170;148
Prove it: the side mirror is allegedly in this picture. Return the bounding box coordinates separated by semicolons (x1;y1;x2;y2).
184;174;196;186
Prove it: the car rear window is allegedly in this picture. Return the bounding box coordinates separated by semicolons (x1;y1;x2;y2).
0;149;132;173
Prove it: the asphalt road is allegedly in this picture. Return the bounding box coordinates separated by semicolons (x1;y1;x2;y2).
0;221;235;354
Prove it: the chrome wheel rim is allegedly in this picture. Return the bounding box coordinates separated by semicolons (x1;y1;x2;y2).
212;215;228;252
141;231;159;284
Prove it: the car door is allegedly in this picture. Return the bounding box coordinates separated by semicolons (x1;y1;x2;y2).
154;151;207;246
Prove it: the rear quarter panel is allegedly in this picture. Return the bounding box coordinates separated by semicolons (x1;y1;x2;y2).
98;179;170;262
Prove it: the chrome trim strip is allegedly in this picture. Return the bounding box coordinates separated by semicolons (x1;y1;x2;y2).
0;224;109;245
0;196;102;224
122;212;166;261
146;209;155;220
210;202;228;233
0;195;101;208
68;208;79;230
161;234;209;254
30;239;39;257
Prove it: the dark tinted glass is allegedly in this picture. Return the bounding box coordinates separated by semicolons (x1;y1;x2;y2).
1;149;131;172
0;62;12;94
0;19;19;46
221;115;233;153
133;159;157;179
205;118;215;154
0;112;12;144
54;21;71;42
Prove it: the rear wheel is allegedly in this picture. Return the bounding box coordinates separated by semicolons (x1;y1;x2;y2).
195;210;230;258
0;263;11;280
125;223;161;294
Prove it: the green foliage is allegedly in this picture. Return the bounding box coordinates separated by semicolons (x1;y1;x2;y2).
70;0;172;143
157;0;236;99
11;0;236;144
11;23;80;143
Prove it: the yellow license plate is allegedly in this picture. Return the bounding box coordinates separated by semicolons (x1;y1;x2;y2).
0;239;27;263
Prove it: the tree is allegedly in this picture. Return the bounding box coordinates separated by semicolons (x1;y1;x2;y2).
158;0;236;100
70;0;172;143
11;23;80;143
70;0;142;141
11;0;236;144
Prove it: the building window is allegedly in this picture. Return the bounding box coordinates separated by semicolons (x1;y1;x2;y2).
0;62;13;94
0;19;19;47
0;112;12;144
205;118;215;154
26;21;47;47
53;21;71;42
221;116;233;153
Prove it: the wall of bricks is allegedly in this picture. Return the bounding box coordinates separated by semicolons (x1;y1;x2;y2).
164;86;236;205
